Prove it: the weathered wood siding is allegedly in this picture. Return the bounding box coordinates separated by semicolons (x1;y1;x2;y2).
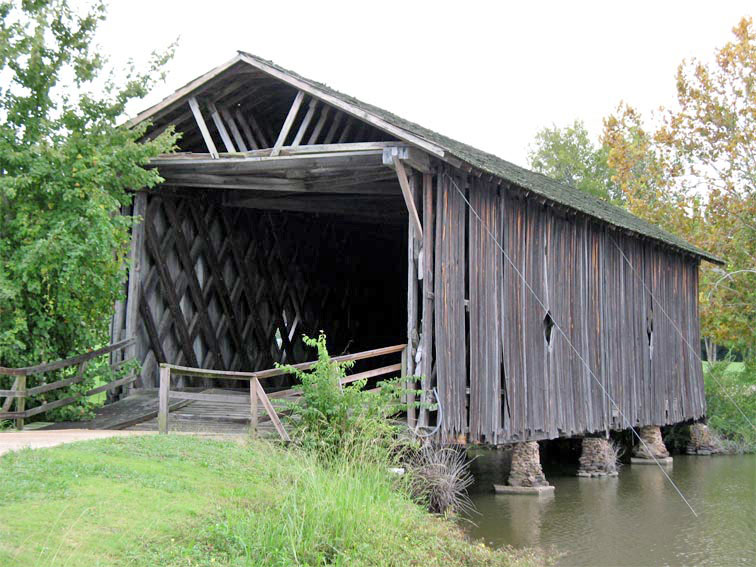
438;178;705;444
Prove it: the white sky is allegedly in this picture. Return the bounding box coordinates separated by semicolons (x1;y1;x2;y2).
95;0;752;168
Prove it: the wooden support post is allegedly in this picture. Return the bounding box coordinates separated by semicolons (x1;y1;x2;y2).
406;174;421;429
419;172;435;427
123;191;147;394
188;97;219;158
393;157;423;240
15;375;25;430
271;90;305;156
207;101;236;153
250;376;259;437
158;365;170;434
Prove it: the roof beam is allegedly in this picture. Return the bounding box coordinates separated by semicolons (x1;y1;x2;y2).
271;90;305;157
393;156;423;240
187;97;219;158
382;146;431;174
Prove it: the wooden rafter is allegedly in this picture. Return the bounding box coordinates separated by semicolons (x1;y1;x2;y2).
271;91;305;156
207;101;236;153
291;99;318;147
188;97;219;158
220;107;248;152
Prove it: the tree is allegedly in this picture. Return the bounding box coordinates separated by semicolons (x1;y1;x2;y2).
603;17;756;359
528;119;622;202
0;1;177;415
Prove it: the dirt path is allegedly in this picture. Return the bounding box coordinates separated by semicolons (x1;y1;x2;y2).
0;429;154;456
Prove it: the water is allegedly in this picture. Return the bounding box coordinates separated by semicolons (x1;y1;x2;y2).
465;451;756;566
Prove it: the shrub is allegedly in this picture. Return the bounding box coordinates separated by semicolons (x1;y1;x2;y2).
278;333;412;463
704;361;756;452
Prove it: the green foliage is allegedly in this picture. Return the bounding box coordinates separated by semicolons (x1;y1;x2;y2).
528;120;622;203
704;362;756;452
0;1;177;409
279;333;411;462
0;435;546;567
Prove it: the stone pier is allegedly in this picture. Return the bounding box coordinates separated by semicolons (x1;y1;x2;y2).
631;425;672;465
577;437;619;477
494;441;554;494
686;422;719;455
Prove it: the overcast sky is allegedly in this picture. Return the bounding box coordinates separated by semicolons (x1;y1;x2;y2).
96;1;752;168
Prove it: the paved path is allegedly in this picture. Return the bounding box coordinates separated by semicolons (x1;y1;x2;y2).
0;429;154;456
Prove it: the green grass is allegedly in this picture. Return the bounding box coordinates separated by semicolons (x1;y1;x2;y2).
0;435;544;567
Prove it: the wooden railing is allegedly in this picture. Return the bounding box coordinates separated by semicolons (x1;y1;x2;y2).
0;337;137;430
158;343;407;440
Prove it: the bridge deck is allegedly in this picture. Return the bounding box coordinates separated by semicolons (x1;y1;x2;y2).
41;388;295;436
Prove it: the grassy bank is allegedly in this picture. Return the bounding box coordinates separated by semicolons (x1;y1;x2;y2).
704;362;756;452
0;435;543;567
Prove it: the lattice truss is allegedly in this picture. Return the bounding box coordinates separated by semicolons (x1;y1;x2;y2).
136;193;369;389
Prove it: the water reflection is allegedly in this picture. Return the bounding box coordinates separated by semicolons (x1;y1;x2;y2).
466;453;756;567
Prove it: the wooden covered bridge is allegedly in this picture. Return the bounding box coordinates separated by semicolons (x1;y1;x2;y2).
4;53;719;454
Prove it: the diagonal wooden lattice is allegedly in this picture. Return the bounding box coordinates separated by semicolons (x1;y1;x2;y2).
135;194;365;389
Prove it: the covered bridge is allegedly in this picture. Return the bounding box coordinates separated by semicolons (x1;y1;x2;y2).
113;52;720;444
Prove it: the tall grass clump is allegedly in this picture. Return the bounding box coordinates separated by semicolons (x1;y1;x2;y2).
704;361;756;452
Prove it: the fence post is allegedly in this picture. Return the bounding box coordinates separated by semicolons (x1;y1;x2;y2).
15;375;26;431
158;365;170;434
250;376;259;437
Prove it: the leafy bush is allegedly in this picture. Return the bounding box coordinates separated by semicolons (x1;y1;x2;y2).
704;361;756;452
0;1;176;414
279;333;411;463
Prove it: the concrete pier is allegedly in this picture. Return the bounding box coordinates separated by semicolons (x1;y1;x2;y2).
687;422;719;455
494;441;554;495
631;425;673;465
577;437;619;477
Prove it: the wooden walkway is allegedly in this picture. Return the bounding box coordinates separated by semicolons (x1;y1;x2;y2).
42;388;294;436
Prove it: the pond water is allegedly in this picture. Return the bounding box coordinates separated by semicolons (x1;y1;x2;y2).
465;451;755;566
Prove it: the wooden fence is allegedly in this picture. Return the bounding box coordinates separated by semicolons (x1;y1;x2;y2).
0;338;137;430
158;343;407;440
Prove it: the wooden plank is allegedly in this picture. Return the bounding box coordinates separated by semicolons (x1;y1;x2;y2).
220;107;248;151
207;101;237;153
271;91;305;157
15;375;25;429
124;191;147;394
340;363;402;385
158;365;171;434
306;106;331;145
234;109;259;150
322;112;344;145
255;380;290;442
250;377;259;436
0;338;134;377
84;374;137;396
419;173;435;427
169;391;250;404
291;99;318;147
393;157;423;240
187;97;219;158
